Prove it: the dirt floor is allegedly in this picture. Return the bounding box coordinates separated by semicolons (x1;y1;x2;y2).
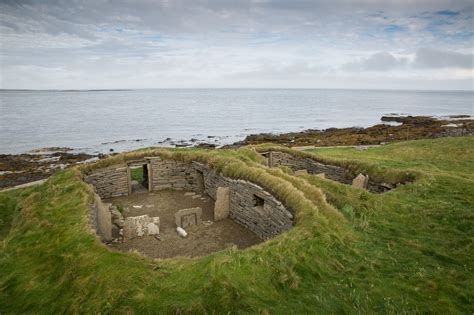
106;190;262;259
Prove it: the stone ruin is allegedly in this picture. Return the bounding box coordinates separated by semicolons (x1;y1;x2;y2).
85;156;294;247
260;150;408;193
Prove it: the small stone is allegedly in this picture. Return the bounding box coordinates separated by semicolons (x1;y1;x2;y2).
132;205;143;209
184;192;195;196
315;173;325;178
176;227;187;238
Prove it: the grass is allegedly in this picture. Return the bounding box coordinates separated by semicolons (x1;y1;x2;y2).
130;166;144;182
1;137;473;313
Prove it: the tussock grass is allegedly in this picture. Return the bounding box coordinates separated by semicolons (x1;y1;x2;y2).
1;137;473;313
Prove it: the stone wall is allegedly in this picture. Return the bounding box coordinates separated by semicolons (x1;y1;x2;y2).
85;165;130;199
193;162;293;240
269;151;351;184
148;157;202;191
86;156;293;241
90;191;112;241
267;151;402;193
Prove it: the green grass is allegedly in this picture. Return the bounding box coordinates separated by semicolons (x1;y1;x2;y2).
1;137;473;313
130;166;144;182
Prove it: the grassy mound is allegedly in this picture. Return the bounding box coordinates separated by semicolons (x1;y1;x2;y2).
1;137;473;313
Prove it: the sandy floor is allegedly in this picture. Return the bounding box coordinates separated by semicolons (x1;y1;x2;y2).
106;190;261;259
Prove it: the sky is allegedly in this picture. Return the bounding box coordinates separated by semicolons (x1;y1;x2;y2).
0;0;473;90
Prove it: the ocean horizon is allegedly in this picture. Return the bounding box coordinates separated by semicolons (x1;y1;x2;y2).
1;88;472;154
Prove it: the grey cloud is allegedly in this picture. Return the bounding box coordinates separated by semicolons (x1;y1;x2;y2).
343;52;408;72
414;48;473;69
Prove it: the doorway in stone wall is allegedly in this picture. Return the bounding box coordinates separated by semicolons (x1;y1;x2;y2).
129;164;149;193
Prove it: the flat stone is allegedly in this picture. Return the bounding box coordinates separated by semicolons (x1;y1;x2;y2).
123;215;160;241
352;174;369;189
175;207;202;228
294;169;308;176
184;192;195;196
214;186;230;221
191;194;202;199
315;173;325;178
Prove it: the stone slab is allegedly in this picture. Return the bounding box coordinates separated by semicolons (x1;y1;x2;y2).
214;186;230;221
175;207;203;228
123;215;160;241
352;173;369;189
294;169;308;176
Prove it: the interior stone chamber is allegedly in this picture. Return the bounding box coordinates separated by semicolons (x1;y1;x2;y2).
259;150;406;193
85;156;294;244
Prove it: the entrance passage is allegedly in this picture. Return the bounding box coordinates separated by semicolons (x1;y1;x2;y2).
130;164;149;193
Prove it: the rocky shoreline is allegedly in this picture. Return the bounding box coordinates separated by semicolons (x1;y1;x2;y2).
1;115;473;189
233;115;474;147
0;149;97;189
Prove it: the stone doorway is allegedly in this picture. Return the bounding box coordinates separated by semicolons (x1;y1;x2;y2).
129;163;150;194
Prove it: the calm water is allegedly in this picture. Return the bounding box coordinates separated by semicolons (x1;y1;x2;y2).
1;89;472;154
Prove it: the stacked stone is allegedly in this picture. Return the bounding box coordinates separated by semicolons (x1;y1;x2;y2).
149;157;200;191
270;151;351;184
85;165;129;199
269;151;404;193
193;162;294;240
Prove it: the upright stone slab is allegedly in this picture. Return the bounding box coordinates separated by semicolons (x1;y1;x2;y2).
175;207;202;228
352;174;369;189
214;186;230;221
294;169;308;176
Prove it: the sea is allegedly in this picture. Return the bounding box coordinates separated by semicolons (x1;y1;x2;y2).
0;89;472;154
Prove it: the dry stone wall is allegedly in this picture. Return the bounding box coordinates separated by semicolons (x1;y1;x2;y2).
270;151;351;184
85;165;129;199
268;151;400;193
193;162;293;240
85;156;293;242
148;157;201;191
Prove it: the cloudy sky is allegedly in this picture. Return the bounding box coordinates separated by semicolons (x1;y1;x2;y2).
0;0;473;90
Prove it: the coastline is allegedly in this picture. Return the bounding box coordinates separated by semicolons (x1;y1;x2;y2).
1;115;473;189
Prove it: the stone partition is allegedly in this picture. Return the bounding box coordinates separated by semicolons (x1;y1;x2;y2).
269;151;351;184
85;165;130;199
90;191;112;241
